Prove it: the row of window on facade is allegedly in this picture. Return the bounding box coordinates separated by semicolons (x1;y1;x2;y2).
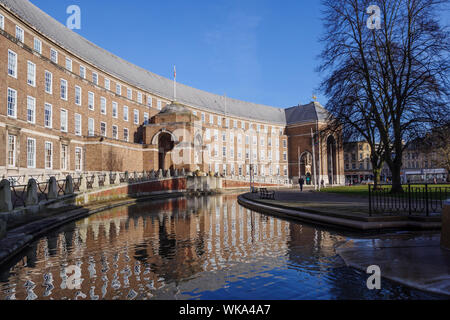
6;87;133;141
7;134;83;171
203;144;287;162
198;111;284;136
345;162;371;170
203;129;287;148
1;16;166;110
208;163;288;177
8;49;149;120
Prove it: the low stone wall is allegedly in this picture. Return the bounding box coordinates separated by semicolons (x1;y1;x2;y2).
222;179;283;189
75;178;187;206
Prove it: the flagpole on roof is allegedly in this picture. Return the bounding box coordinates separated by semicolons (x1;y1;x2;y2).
174;65;177;102
224;94;227;116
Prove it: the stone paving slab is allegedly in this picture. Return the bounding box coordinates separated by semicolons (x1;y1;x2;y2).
337;234;450;296
238;195;441;231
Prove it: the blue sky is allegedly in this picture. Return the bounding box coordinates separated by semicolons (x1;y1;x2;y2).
30;0;449;109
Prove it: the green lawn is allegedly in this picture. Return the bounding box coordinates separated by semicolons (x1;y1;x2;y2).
320;184;450;199
320;185;370;196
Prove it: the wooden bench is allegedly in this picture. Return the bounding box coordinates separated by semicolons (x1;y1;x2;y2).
259;188;275;200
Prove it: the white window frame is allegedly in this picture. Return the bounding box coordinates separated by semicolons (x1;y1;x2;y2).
61;144;68;171
127;88;132;100
88;118;95;136
88;91;95;110
105;78;110;90
15;25;24;42
75;86;82;106
92;72;98;85
7;87;17;118
137;92;142;104
123;106;129;121
134;109;139;124
157;100;162;110
112;125;118;139
123;128;129;142
45;70;53;94
75;147;83;172
27;138;36;169
44;141;53;170
27;61;36;87
8;50;17;78
50;48;58;64
100;122;107;137
75;113;82;136
0;14;4;30
60;79;68;100
100;97;107;114
147;96;152;108
60;109;68;132
44;103;53;128
34;38;42;54
65;57;72;71
144;112;149;124
27;96;36;124
112;101;118;118
116;83;121;95
8;134;16;168
79;65;86;79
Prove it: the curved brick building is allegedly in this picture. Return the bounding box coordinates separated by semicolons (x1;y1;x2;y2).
0;0;344;185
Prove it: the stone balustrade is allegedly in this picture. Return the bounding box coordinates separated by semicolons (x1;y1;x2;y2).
0;169;190;214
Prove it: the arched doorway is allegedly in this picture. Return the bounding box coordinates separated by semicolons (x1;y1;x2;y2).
327;135;337;185
158;132;174;171
299;152;313;185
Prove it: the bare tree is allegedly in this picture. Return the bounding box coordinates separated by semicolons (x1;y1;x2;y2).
319;0;450;192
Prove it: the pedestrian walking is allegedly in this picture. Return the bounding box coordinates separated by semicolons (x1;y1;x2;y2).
299;177;305;191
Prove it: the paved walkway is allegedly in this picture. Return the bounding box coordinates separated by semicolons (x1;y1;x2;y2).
337;232;450;296
247;189;371;218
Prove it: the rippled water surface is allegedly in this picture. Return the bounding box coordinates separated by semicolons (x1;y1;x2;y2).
0;194;442;300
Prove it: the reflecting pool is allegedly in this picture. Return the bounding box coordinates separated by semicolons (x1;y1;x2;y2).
0;194;442;300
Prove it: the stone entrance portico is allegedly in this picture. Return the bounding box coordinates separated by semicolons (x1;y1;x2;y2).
143;102;200;173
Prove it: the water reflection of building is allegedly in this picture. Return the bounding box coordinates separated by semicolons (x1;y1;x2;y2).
1;194;347;300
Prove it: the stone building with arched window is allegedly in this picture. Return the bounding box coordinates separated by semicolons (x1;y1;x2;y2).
0;0;344;186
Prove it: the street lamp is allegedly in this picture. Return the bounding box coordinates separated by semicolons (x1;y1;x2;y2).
311;128;319;191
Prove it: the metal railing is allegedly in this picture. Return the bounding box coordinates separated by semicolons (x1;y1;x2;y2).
11;184;28;209
369;183;450;216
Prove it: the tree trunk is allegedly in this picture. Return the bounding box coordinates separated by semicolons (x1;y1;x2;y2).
390;164;403;193
372;167;382;190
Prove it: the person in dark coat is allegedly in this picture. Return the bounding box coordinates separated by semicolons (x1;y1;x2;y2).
299;177;305;191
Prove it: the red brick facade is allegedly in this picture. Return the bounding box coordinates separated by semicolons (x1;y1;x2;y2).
0;3;344;185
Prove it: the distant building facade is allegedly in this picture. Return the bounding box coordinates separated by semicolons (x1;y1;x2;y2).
0;0;344;185
343;141;373;184
344;141;448;184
